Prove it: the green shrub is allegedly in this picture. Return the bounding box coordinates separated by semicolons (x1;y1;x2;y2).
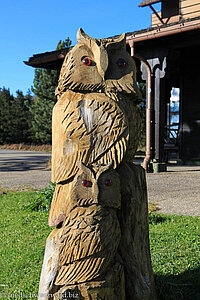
24;182;55;212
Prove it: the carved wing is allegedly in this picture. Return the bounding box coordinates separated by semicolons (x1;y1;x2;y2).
51;90;129;183
55;206;120;286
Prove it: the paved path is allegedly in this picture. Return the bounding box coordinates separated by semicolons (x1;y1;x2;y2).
0;150;51;190
0;150;199;216
146;165;200;216
0;149;51;166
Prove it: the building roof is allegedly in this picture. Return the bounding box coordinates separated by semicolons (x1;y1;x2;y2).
24;17;200;70
138;0;161;7
126;17;200;42
24;48;70;70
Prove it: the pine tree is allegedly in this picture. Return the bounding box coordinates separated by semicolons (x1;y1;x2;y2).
15;90;33;143
0;88;33;144
56;37;71;50
31;37;72;144
0;88;16;144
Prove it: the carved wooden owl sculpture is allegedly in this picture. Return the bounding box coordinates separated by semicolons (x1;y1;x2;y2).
49;28;142;227
39;28;157;300
38;163;124;300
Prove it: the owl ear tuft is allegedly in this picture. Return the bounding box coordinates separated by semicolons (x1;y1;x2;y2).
108;33;126;49
77;28;96;44
96;160;114;178
77;161;95;179
115;33;126;43
77;28;85;43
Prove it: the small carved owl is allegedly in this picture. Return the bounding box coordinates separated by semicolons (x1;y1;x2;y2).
50;28;142;226
38;163;122;299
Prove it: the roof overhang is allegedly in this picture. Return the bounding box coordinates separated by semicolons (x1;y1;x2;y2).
24;48;70;70
138;0;161;7
126;18;200;44
24;18;200;70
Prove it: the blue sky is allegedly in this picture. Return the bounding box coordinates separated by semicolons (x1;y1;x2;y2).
0;0;160;96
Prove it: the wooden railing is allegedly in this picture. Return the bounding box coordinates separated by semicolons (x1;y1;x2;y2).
164;124;179;161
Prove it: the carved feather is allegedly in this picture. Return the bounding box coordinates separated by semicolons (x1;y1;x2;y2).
55;205;120;285
52;90;129;184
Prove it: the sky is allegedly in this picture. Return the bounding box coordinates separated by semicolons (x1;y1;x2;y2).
0;0;161;96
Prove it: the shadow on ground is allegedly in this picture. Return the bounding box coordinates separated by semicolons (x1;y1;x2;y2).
155;267;200;300
0;153;50;162
0;163;48;172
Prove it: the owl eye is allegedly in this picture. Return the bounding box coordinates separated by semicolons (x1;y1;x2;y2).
81;180;92;187
105;179;112;186
82;57;92;66
117;58;126;69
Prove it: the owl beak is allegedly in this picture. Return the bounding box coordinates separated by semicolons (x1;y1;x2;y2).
92;184;99;204
94;45;108;81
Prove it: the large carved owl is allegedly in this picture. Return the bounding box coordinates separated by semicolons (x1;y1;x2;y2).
38;163;124;300
49;28;142;226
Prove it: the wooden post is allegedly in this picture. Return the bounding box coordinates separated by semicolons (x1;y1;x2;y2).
154;57;166;162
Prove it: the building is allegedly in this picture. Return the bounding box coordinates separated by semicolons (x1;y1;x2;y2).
25;0;200;171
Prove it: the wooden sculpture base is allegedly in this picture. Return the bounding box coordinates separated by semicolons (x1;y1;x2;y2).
118;162;156;300
53;262;125;300
38;162;156;300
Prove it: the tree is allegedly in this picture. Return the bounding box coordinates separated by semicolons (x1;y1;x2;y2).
56;38;71;50
31;37;72;144
0;88;33;144
0;88;14;144
15;90;33;143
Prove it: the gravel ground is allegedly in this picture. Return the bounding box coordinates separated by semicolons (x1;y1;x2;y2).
0;166;51;191
146;165;200;216
0;150;199;216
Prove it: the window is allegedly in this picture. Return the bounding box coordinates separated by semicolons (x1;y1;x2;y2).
162;0;179;19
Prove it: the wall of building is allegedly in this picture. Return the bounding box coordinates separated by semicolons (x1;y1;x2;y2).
151;0;200;27
181;0;200;20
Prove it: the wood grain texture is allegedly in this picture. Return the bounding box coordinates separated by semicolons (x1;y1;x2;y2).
39;28;155;300
55;205;120;285
39;165;124;300
52;27;141;187
39;163;156;300
118;163;156;300
51;90;129;184
55;29;142;101
50;89;141;226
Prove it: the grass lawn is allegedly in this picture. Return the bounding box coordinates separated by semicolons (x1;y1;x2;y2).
0;191;199;299
149;214;200;299
0;191;51;299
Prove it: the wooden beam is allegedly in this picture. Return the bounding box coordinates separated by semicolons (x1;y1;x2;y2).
149;4;164;24
24;48;70;69
126;19;200;43
138;0;161;8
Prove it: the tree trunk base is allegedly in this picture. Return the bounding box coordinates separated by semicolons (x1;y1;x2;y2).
117;162;157;300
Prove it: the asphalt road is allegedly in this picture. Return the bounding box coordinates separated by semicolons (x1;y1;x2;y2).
0;150;199;216
0;149;51;167
0;150;51;190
